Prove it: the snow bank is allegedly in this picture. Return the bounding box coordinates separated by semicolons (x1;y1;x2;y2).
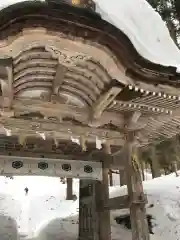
0;174;180;240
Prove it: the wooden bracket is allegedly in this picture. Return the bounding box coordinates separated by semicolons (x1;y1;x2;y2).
91;86;122;120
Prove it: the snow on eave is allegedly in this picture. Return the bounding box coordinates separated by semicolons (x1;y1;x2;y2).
0;0;45;11
1;0;180;73
94;0;180;71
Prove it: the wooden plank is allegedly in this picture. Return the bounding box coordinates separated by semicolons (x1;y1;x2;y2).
108;195;147;210
108;195;129;210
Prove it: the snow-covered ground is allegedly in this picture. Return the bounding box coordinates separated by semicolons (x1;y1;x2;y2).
0;173;180;240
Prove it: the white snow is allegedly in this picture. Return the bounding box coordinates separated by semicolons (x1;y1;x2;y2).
94;0;180;69
0;174;179;240
1;0;180;70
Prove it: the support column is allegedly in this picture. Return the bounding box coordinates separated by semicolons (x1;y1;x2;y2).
109;169;113;186
119;169;126;186
66;178;73;200
79;179;99;240
125;130;150;240
96;161;111;240
78;164;111;240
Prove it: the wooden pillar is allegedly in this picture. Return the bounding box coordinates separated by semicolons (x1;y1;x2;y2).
78;145;111;240
109;169;113;186
79;179;99;240
96;161;111;240
119;169;126;186
124;130;150;240
66;178;73;200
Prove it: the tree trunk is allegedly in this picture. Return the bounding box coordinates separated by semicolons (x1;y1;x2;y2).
172;161;178;177
66;178;73;200
150;147;161;178
141;161;145;181
166;20;179;47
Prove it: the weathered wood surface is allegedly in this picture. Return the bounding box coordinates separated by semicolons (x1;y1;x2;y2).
79;179;99;240
108;194;147;210
125;131;150;240
0;116;124;146
66;178;73;200
108;195;129;210
96;161;111;240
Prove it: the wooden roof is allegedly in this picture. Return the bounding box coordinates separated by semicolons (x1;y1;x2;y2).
0;0;179;158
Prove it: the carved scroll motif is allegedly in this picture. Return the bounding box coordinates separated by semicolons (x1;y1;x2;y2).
45;45;91;67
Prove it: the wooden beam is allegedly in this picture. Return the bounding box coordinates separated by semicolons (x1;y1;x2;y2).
13;98;125;126
12;98;148;130
0;149;125;169
108;194;147;210
0;117;124;146
108;195;129;210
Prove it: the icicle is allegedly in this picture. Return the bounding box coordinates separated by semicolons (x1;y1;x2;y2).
54;138;59;147
96;137;104;150
104;142;111;154
3;127;12;136
80;136;87;152
18;134;27;146
36;132;46;140
71;136;80;145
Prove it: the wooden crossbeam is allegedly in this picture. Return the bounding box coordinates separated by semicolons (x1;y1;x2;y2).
12;98;126;127
108;195;148;210
108;195;129;210
0;116;124;146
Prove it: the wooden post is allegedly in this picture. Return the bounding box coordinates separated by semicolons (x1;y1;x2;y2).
124;130;150;240
109;169;113;186
78;179;99;240
66;178;73;200
96;161;111;240
119;169;126;186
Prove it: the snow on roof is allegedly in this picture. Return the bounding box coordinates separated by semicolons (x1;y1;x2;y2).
94;0;180;69
1;0;180;70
